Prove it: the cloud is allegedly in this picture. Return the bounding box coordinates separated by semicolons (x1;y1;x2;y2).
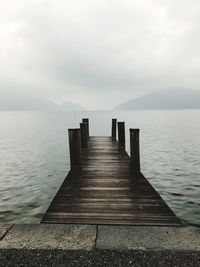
0;0;200;109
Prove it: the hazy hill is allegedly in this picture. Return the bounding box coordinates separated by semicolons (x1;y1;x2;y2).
60;102;86;111
114;87;200;110
0;95;86;111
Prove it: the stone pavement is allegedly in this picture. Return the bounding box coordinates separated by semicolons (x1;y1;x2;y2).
0;223;199;266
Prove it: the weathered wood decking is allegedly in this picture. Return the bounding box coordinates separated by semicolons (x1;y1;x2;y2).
41;136;181;226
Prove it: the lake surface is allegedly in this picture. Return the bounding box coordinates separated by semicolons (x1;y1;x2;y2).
0;110;199;225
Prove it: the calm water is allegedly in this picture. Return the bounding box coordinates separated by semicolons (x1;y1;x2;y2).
0;110;199;225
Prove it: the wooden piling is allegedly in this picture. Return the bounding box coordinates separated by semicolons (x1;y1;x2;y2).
80;122;88;148
130;129;140;172
82;118;89;138
118;122;125;149
111;118;117;139
68;128;82;168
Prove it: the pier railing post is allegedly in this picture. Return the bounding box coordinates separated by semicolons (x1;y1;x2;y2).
68;128;82;168
112;118;117;139
130;129;140;173
82;118;89;139
118;122;125;149
80;122;88;148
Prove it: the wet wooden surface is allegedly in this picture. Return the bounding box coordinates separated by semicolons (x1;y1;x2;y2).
41;136;181;226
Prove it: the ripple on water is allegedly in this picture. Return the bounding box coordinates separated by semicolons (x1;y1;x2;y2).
169;192;184;197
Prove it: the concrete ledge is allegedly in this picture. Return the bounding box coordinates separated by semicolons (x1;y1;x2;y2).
0;224;13;240
97;225;200;251
0;224;96;250
0;224;199;266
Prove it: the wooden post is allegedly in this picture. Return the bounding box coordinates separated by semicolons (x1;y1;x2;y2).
130;129;140;172
118;122;125;149
68;128;82;168
112;118;117;139
82;118;89;138
80;122;88;148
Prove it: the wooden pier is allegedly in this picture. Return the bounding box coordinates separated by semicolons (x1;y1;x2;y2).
41;119;181;226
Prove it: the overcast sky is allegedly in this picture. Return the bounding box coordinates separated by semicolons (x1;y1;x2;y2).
1;0;200;109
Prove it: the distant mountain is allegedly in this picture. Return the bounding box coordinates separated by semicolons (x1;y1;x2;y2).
114;87;200;110
60;102;86;111
0;95;86;111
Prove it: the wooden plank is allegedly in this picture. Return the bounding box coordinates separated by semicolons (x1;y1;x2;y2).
41;136;182;226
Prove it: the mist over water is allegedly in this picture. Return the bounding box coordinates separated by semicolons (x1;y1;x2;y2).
0;110;199;225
